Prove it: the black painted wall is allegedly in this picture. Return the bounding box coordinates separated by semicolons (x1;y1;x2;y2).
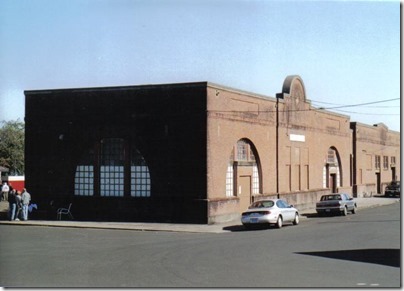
25;82;208;223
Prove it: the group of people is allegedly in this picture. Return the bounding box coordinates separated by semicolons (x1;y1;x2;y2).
2;182;31;221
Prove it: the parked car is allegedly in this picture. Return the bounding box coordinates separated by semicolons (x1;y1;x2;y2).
316;193;357;216
385;181;400;197
241;199;299;229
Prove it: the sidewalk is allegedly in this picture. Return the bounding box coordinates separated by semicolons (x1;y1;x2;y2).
0;196;399;233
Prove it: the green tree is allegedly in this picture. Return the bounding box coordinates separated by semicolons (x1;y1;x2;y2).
0;120;25;175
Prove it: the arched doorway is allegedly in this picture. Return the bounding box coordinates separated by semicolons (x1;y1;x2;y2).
323;147;342;193
226;139;262;212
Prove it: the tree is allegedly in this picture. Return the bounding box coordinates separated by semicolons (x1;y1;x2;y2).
0;120;25;175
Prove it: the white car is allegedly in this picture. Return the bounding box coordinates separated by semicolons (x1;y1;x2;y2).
241;199;299;229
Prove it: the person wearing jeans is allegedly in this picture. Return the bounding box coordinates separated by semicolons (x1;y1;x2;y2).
21;188;31;221
8;190;16;221
14;191;22;220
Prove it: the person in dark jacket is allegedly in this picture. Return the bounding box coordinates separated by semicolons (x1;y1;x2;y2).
8;189;17;221
14;191;22;221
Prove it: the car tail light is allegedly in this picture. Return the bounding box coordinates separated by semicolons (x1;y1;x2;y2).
242;211;271;216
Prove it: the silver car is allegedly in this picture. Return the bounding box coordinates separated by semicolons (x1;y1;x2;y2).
316;193;357;216
241;199;299;229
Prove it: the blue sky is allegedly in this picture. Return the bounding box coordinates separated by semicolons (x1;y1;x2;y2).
0;0;400;131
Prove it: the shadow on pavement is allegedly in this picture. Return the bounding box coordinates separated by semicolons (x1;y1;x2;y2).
222;224;247;232
302;212;317;218
296;248;400;268
222;224;296;232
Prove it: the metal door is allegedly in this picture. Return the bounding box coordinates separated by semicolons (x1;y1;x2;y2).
330;173;337;193
376;172;381;194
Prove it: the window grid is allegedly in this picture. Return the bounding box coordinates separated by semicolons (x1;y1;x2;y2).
100;166;124;197
100;138;125;197
237;140;248;161
375;155;381;169
74;165;94;196
74;139;151;198
252;164;259;194
327;149;336;164
383;156;389;169
226;163;234;197
131;149;151;197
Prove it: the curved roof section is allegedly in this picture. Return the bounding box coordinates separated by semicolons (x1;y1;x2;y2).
281;75;306;101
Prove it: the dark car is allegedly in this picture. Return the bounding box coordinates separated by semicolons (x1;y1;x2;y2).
316;193;357;216
385;181;400;197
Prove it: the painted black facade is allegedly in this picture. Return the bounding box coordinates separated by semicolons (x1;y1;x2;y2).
25;82;209;223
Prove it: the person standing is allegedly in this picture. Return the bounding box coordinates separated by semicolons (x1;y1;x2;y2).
1;182;9;201
21;188;31;221
14;191;22;221
8;189;17;221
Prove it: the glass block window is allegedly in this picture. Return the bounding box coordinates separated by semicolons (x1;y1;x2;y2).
74;138;151;198
131;148;151;197
75;148;95;196
226;163;234;197
75;165;94;196
252;164;259;194
100;138;125;197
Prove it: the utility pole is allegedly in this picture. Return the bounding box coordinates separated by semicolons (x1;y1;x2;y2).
275;93;284;199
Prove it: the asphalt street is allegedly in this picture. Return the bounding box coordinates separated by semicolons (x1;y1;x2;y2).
0;196;398;233
0;202;400;288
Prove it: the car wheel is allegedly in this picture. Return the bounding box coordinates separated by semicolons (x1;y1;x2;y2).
276;216;283;228
342;206;348;216
352;205;357;214
293;213;299;225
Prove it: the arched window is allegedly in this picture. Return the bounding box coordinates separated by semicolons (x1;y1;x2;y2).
74;138;151;197
323;147;342;191
226;139;261;197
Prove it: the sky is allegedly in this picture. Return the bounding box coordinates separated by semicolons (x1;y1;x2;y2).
0;0;400;131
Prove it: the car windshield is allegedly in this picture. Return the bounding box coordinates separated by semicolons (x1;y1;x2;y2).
321;195;341;201
250;201;274;208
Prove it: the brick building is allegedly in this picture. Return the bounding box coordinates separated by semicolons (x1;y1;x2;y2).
351;122;400;197
24;76;400;223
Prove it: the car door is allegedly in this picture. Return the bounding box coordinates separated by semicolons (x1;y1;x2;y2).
343;194;354;210
278;200;294;221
